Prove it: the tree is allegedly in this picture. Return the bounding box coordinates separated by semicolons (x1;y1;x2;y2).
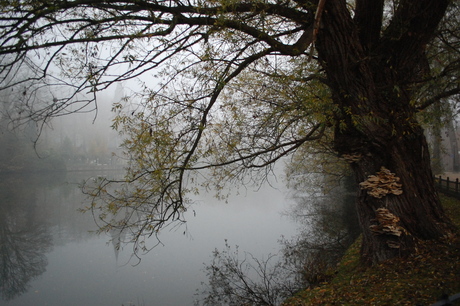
1;0;459;264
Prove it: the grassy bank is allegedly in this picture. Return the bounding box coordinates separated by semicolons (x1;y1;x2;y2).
283;195;460;305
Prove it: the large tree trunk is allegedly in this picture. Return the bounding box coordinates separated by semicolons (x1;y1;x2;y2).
315;0;454;264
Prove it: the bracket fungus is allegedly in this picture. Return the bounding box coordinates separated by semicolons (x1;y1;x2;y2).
359;166;403;198
369;207;408;248
340;153;363;163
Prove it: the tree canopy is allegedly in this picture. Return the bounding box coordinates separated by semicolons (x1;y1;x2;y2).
1;0;459;263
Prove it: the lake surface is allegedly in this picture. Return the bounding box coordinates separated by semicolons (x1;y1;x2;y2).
0;171;299;306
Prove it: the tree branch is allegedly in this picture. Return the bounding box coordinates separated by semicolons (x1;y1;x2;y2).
380;0;450;69
417;87;460;111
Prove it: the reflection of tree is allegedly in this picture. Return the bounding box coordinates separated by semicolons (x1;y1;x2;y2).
0;176;53;301
197;177;361;305
281;178;361;287
197;241;300;306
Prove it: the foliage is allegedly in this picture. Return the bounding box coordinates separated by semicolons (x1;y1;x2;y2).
81;51;329;253
1;0;460;261
283;194;460;306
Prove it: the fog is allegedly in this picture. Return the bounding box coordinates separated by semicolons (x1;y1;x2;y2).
0;84;359;305
0;84;126;173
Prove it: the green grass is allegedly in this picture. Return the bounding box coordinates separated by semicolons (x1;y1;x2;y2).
283;195;460;305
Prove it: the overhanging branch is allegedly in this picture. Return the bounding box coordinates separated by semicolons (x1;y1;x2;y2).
417;87;460;111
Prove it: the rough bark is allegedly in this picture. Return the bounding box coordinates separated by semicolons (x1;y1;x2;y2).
315;0;454;264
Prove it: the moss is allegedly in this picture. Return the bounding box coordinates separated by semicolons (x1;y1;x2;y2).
283;195;460;306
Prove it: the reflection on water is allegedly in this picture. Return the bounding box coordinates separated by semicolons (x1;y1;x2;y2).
0;174;54;301
196;176;360;305
0;171;298;306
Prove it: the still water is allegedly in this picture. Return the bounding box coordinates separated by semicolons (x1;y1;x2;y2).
0;171;298;306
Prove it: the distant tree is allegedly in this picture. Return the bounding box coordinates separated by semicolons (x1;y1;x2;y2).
59;136;75;160
418;3;460;173
1;0;459;264
0;119;66;172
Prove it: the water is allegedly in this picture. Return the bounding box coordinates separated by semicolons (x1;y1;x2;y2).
0;171;298;306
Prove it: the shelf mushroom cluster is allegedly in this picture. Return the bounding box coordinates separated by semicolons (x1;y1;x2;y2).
359;166;403;198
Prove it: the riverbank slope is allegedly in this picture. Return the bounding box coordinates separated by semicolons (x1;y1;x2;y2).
283;194;460;305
